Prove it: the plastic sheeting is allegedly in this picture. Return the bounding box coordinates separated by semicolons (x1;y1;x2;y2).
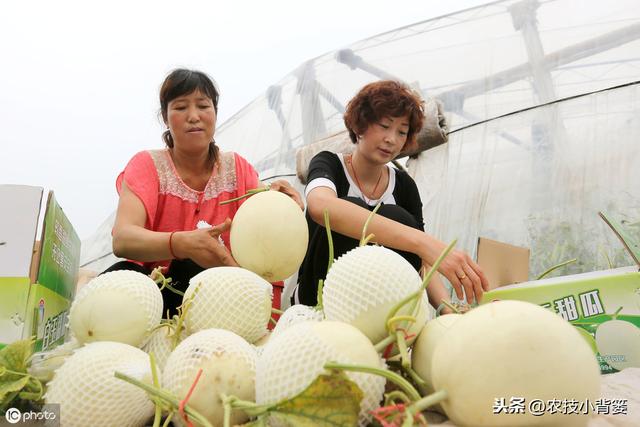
409;82;640;278
215;0;640;180
81;0;640;280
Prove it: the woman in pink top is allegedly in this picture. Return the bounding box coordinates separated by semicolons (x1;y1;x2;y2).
105;69;302;314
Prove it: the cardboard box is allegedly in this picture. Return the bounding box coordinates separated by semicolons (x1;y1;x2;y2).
477;237;529;289
479;267;640;374
0;185;80;351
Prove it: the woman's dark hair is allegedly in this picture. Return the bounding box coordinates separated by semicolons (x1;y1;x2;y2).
159;69;220;162
343;80;424;149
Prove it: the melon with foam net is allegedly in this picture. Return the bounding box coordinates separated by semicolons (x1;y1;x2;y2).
431;300;601;427
44;341;156;427
142;324;187;374
163;328;257;427
322;245;430;346
256;320;386;427
271;304;323;338
183;266;273;343
69;270;163;347
230;190;308;281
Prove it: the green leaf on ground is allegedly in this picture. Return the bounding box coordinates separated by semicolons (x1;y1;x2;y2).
266;370;363;427
0;340;43;410
0;376;31;406
0;340;33;373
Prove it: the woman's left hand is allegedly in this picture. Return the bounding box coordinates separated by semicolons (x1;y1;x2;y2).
269;179;304;210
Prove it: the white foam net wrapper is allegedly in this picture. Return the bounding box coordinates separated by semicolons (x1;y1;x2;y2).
163;328;257;427
256;321;386;427
323;245;429;335
70;270;163;345
184;267;273;343
142;324;186;374
271;304;323;338
44;341;155;427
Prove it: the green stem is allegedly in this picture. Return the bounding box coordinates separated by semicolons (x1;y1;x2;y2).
386;315;417;332
401;413;415;427
148;353;163;427
437;300;460;316
1;391;20;411
324;209;334;272
385;240;457;334
359;202;382;246
324;362;421;401
612;306;624;320
173;296;193;349
384;390;411;406
2;368;31;377
149;322;176;336
162;281;185;297
269;317;277;327
361;233;376;246
223;400;231;427
537;258;577;280
162;413;173;427
408;390;448;413
152;269;183;296
601;248;614;269
114;371;214;427
403;366;426;388
221;394;273;418
19;376;44;401
316;279;325;313
271;308;284;315
396;330;411;369
374;334;396;353
219;186;270;205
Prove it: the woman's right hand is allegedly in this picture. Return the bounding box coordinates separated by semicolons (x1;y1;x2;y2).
172;219;238;268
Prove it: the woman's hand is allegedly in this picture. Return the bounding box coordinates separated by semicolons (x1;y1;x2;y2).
172;219;238;268
420;239;489;305
269;179;304;210
439;248;489;305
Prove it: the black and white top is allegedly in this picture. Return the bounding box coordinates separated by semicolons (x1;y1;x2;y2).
305;151;425;230
295;151;426;305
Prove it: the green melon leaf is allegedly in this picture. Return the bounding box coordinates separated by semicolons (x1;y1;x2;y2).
0;339;33;373
0;376;31;408
265;370;363;427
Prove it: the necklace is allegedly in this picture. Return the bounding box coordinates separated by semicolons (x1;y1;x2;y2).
346;154;384;204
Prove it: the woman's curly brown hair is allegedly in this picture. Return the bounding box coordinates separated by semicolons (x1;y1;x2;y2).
344;80;424;149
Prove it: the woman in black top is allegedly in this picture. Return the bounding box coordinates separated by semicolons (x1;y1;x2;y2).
296;80;488;310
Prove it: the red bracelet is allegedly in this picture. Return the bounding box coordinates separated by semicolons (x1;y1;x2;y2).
169;231;181;260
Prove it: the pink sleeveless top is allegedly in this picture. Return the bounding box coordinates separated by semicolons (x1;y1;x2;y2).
116;149;260;270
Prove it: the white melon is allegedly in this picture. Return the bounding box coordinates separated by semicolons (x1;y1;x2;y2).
69;270;163;347
163;328;257;427
44;341;156;427
230;190;308;281
183;266;273;343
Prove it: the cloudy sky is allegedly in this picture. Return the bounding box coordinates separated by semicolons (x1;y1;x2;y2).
1;0;487;239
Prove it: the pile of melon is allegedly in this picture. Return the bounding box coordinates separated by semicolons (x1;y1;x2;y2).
33;191;603;427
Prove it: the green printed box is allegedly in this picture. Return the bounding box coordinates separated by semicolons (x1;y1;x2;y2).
480;267;640;374
0;185;80;351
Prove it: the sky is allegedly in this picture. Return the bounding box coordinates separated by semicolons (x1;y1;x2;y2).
1;0;488;240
